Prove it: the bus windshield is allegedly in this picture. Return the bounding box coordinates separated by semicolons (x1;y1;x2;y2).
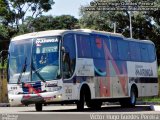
32;36;60;82
8;36;61;83
8;39;32;83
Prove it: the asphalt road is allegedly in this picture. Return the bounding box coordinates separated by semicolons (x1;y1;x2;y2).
0;105;154;114
0;105;160;120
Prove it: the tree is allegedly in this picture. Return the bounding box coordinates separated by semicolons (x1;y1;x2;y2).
0;25;9;39
0;0;54;40
54;15;79;29
79;0;160;63
18;15;79;34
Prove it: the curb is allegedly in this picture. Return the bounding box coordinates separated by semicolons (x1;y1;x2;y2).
104;101;160;106
150;105;160;111
137;101;160;105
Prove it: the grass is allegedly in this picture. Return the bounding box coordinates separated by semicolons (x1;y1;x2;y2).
141;97;160;103
158;66;160;97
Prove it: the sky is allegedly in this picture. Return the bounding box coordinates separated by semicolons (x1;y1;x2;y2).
43;0;93;18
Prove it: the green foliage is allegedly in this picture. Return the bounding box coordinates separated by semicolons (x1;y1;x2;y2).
0;0;54;40
0;59;7;69
158;66;160;96
18;15;79;34
79;0;160;63
0;25;9;39
158;66;160;76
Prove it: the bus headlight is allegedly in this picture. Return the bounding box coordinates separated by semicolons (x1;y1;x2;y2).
57;94;62;99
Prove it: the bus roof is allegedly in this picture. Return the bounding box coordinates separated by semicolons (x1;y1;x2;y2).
12;30;69;41
125;38;155;45
74;29;123;37
12;29;123;41
11;29;154;44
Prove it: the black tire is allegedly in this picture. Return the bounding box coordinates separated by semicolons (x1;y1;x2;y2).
120;87;137;107
77;90;85;110
129;87;137;107
35;103;43;111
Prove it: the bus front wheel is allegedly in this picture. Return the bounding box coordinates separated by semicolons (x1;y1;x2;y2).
77;90;85;110
35;103;43;111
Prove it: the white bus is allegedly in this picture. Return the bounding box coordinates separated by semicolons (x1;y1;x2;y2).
7;29;158;111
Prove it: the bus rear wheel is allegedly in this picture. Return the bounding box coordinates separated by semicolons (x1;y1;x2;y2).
120;87;137;107
35;103;43;111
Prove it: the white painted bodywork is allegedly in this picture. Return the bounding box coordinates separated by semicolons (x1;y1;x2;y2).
8;29;159;106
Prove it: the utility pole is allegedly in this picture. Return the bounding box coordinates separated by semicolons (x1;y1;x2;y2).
128;0;133;38
129;11;133;38
113;22;116;33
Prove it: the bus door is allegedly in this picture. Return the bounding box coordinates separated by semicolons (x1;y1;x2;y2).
62;34;76;100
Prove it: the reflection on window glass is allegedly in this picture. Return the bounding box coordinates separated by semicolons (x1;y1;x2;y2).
90;35;105;59
63;34;76;79
77;34;92;58
118;40;130;60
129;42;141;61
148;44;156;62
32;36;60;81
8;40;32;83
141;44;149;62
109;36;119;60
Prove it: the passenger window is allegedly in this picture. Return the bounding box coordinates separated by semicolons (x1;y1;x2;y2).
90;35;105;59
102;36;110;60
77;34;92;58
63;34;76;79
118;40;130;60
129;42;141;61
148;44;156;62
140;44;149;62
109;39;118;60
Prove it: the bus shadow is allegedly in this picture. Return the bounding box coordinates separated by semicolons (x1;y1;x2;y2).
23;105;151;113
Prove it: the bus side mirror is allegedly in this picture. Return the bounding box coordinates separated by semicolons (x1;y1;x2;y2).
61;46;65;53
61;47;66;63
0;50;8;67
61;46;69;54
61;46;70;62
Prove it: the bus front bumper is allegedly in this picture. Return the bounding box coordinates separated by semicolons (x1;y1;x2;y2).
8;91;63;106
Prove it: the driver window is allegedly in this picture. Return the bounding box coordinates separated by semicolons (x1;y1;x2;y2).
63;34;76;79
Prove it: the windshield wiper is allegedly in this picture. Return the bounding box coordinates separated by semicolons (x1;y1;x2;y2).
31;64;46;83
17;57;27;84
